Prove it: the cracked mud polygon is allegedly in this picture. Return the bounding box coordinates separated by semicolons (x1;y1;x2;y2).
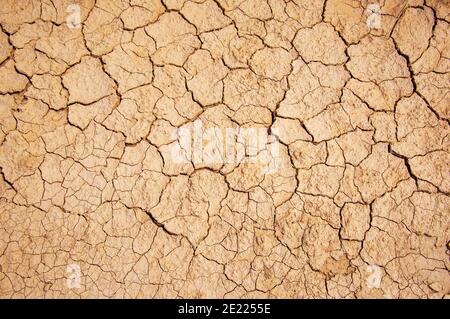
0;0;449;298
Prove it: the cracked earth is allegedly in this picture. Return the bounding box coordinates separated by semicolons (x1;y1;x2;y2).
0;0;449;299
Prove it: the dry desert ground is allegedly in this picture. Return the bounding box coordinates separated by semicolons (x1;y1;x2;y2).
0;0;449;298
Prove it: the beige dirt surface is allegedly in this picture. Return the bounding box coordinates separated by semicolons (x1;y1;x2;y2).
0;0;449;298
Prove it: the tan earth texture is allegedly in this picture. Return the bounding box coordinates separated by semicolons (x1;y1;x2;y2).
0;0;449;299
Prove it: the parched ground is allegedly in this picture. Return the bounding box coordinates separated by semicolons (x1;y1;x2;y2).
0;0;449;298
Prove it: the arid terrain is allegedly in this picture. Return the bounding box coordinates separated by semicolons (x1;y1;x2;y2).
0;0;449;298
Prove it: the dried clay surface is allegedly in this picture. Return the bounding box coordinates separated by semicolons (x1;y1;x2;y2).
0;0;449;298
